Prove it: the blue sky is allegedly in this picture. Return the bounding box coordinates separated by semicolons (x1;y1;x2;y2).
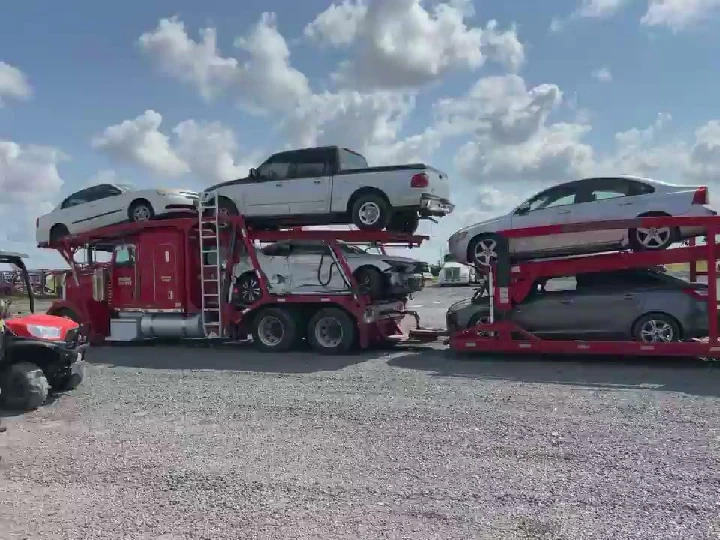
3;0;720;268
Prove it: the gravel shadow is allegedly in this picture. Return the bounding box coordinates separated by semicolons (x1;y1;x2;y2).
388;350;720;398
84;342;393;374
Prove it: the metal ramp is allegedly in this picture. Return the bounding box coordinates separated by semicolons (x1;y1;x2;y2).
198;193;222;338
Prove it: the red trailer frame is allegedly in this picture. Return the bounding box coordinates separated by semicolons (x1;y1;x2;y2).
44;215;428;350
445;215;720;358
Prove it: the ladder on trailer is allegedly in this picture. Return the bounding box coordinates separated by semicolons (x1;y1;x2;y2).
198;193;223;338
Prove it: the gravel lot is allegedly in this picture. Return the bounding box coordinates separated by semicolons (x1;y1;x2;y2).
1;286;720;539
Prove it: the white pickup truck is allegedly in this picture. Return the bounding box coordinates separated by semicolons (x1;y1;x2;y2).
202;146;454;233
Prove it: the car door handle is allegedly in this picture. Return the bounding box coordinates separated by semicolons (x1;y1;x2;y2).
560;299;573;304
313;180;322;184
620;201;634;206
623;294;635;299
557;210;571;214
275;183;283;187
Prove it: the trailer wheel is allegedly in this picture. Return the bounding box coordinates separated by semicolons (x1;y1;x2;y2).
350;193;391;231
0;362;49;411
354;267;384;300
251;307;298;352
308;308;356;354
632;312;682;343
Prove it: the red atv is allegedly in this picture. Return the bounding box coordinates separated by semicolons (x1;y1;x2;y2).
0;251;87;411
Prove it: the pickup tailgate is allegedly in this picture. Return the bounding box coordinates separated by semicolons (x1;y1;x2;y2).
421;166;451;200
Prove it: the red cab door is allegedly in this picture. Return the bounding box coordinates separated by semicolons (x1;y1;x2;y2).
152;243;180;309
111;244;138;308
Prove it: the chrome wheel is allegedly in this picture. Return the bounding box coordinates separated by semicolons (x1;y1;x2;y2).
132;205;152;222
357;202;381;226
473;238;498;267
257;316;284;347
314;317;344;349
635;226;672;249
639;318;675;343
240;275;262;303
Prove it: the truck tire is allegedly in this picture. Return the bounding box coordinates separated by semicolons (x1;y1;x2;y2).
307;308;356;354
351;194;391;231
354;267;385;300
251;307;298;352
0;362;50;411
387;211;420;234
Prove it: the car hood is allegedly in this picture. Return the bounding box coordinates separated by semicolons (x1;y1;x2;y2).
451;216;510;238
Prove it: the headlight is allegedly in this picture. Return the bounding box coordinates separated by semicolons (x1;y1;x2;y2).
27;325;62;339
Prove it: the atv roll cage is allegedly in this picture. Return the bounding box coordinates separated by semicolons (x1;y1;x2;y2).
0;251;34;315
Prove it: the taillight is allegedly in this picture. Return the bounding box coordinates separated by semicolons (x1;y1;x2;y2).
410;173;429;188
692;186;708;205
684;288;708;300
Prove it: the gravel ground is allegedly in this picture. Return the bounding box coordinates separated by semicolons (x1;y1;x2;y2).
1;286;719;539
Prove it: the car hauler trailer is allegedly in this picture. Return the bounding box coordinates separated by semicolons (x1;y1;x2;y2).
410;215;720;360
42;200;428;354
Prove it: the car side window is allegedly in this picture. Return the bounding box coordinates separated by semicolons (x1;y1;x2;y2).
256;159;291;181
526;186;577;212
578;178;652;202
338;149;369;171
114;245;136;267
288;150;329;179
61;189;91;209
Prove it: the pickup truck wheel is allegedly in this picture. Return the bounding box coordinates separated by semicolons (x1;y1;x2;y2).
251;307;298;352
354;267;385;300
351;194;391;231
307;308;356;354
387;212;420;234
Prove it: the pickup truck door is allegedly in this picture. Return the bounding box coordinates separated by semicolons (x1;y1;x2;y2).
284;153;332;215
244;178;290;216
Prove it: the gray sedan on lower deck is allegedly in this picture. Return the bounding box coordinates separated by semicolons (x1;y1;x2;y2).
446;268;709;342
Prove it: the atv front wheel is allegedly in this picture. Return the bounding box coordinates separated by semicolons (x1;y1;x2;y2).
0;362;50;410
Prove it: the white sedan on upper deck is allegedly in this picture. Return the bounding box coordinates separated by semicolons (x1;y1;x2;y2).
36;182;198;245
448;176;716;267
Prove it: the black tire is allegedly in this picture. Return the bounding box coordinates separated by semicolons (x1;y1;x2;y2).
628;213;676;251
350;193;391;231
387;211;420;234
466;233;501;268
128;200;155;222
632;312;682;343
0;362;49;411
236;272;263;304
49;224;69;244
354;267;385;300
49;362;86;392
307;308;356;355
251;307;298;352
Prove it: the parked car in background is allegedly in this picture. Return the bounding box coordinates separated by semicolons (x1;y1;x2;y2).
448;176;715;267
445;267;709;342
224;239;424;304
438;261;477;286
36;183;198;245
202;146;454;234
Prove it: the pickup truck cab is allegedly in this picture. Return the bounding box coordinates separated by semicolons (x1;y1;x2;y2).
202;146;454;233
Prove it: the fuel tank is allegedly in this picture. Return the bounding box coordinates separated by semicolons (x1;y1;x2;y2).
138;313;205;339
